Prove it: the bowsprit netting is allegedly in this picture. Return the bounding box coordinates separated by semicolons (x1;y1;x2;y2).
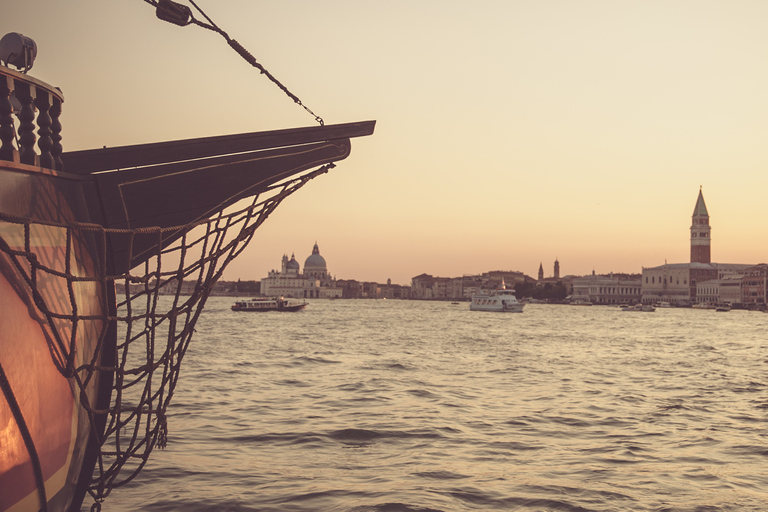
0;163;334;511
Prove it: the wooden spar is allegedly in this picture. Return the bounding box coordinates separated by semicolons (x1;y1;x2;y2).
62;120;376;175
65;120;376;273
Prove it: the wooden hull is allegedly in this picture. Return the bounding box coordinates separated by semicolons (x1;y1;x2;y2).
0;161;114;512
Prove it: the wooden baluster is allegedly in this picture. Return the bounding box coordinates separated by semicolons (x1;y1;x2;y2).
51;97;63;171
0;75;16;162
35;90;53;169
15;81;37;166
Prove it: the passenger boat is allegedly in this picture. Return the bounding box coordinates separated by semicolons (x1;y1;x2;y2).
231;297;307;312
621;304;656;312
692;302;716;310
470;282;524;313
0;6;374;511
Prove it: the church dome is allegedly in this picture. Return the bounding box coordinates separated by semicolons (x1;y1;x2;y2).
286;254;300;270
304;242;327;270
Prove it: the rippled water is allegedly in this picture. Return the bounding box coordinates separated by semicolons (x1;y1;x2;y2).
104;299;768;512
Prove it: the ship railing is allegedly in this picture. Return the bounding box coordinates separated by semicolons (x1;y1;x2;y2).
0;65;64;171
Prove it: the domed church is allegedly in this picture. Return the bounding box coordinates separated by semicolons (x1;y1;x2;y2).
303;243;329;282
261;243;341;298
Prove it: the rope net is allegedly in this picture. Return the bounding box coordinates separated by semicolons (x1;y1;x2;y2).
0;163;333;509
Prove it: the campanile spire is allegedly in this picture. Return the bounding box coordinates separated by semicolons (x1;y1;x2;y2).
690;187;711;263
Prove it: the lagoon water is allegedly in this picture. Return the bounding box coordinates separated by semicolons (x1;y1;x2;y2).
106;298;768;511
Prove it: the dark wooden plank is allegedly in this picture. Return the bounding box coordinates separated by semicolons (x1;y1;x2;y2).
94;139;353;273
63;120;375;175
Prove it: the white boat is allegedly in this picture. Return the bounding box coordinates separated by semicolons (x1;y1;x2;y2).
621;304;656;312
654;301;673;308
692;302;716;310
470;282;524;313
232;297;308;312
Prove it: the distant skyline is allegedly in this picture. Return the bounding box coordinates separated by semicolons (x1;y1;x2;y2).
250;186;759;286
5;1;768;284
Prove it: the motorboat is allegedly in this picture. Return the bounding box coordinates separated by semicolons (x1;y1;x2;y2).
621;304;656;312
470;282;524;313
232;297;307;312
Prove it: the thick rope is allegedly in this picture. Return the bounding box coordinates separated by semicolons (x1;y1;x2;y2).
148;0;324;125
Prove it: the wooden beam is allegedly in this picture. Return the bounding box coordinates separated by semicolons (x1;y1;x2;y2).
62;120;375;175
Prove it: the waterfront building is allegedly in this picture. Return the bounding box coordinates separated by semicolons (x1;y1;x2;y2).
336;279;364;298
742;264;768;306
260;243;343;298
411;273;437;299
696;274;743;305
641;263;699;305
461;278;482;300
641;189;752;305
571;272;642;304
642;262;750;305
379;280;411;299
410;271;533;300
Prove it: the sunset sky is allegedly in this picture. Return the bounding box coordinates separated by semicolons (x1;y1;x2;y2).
5;1;768;284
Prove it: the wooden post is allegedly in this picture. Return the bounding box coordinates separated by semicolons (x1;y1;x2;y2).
35;90;53;169
51;97;63;171
15;81;38;166
0;75;16;163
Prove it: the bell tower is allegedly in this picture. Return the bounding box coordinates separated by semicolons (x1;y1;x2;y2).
690;188;711;264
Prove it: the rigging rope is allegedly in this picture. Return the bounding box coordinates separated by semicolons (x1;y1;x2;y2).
146;0;324;126
0;162;335;509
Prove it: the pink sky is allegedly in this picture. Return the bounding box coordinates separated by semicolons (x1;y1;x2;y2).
6;1;768;284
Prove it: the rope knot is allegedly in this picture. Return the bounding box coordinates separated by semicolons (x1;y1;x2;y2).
157;411;168;449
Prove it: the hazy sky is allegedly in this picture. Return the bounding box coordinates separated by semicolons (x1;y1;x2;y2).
5;1;768;284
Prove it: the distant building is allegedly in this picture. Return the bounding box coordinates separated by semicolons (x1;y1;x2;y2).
697;274;743;305
641;189;751;305
742;264;768;306
410;270;534;300
260;243;343;298
537;259;562;286
379;279;411;299
336;279;364;298
571;272;642;304
411;273;438;299
690;187;711;264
